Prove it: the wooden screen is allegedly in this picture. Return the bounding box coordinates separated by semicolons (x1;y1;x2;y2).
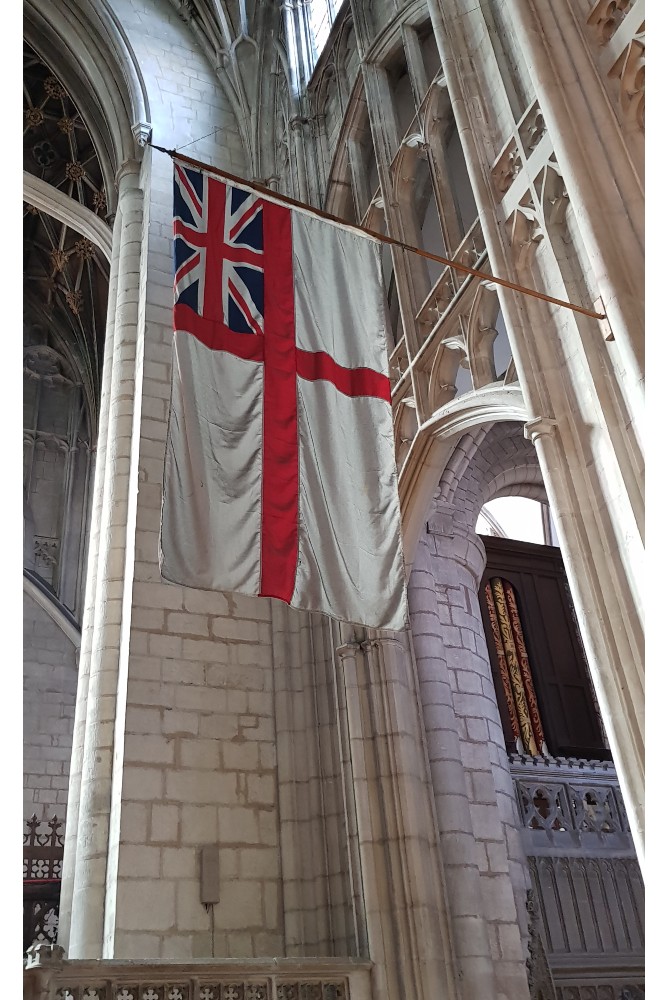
479;536;609;760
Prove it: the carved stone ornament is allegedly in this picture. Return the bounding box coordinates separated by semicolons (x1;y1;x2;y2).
50;247;70;272
38;978;350;1000
177;0;196;21
25;106;44;128
491;142;522;199
610;30;645;132
64;288;84;315
506;202;545;268
24;942;65;969
65;160;86;181
44;75;67;100
23;345;69;379
132;121;153;148
587;0;631;47
74;238;96;260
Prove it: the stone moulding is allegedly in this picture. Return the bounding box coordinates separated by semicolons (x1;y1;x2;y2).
23;171;113;262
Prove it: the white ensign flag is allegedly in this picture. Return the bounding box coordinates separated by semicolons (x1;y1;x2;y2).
160;160;409;631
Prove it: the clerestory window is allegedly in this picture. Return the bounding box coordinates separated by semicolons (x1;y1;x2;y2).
285;0;346;92
309;0;345;62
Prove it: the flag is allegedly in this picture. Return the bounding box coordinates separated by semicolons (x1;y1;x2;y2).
159;159;409;631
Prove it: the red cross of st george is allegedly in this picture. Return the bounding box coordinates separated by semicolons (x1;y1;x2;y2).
174;183;392;604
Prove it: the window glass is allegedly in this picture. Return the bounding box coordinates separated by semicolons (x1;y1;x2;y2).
476;496;558;546
309;0;345;62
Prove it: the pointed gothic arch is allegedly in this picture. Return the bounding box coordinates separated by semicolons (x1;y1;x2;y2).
24;0;149;212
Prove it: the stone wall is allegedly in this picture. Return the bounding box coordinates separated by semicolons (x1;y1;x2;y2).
23;593;78;821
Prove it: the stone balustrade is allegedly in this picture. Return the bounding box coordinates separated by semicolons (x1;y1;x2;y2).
24;948;373;1000
508;755;634;854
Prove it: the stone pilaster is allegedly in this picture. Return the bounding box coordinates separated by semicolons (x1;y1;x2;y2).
334;622;462;1000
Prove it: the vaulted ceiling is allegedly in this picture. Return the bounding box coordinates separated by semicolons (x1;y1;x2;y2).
171;0;291;181
23;41;110;432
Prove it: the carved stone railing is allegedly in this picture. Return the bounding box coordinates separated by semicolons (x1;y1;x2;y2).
389;216;488;407
510;757;644;995
554;984;644;1000
509;755;633;854
24;815;65;954
414;216;486;340
23;949;373;1000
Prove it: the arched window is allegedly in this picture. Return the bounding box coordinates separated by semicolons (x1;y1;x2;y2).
476;496;558;547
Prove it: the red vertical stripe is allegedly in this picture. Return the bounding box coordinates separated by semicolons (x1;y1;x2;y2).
259;200;299;601
203;180;226;321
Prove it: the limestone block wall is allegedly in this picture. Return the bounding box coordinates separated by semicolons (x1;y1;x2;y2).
114;589;282;959
60;0;285;962
23;594;78;821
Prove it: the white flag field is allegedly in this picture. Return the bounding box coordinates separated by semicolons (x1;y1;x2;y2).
160;159;409;631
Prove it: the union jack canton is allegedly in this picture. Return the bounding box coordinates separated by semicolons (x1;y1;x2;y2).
174;162;264;337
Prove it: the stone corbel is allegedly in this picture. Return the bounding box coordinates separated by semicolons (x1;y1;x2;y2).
524;416;558;443
288;115;310;132
131;121;152;149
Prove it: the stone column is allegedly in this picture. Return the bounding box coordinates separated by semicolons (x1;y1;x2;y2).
58;204;123;952
424;0;645;867
501;0;644;413
409;514;530;1000
66;159;144;958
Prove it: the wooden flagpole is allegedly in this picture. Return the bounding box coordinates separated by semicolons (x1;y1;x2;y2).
150;142;607;323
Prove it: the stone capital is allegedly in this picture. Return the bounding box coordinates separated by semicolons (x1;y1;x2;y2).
524;415;558;443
